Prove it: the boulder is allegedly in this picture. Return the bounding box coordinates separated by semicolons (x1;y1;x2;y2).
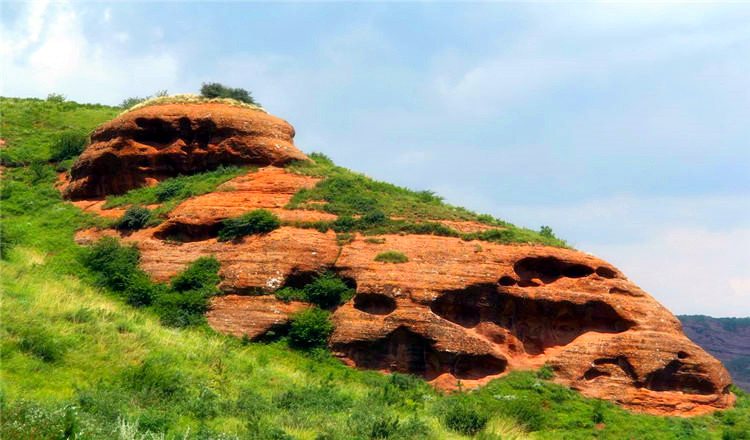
62;103;307;199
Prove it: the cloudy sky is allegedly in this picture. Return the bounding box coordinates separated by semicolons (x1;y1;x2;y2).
2;1;749;317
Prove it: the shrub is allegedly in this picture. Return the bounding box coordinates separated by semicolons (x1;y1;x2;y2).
331;215;358;232
155;290;211;327
364;237;386;244
288;307;333;349
540;225;554;238
360;209;388;227
154;179;184;202
218;209;281;241
441;399;488;436
81;237;140;291
46;93;66;102
374;250;409;264
200;82;259;105
536;364;554;380
302;272;355;309
50;130;88;161
124;272;164;307
274;286;307;303
116;206;152;231
170;256;221;293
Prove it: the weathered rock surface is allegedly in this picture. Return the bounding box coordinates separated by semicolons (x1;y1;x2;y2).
67;104;736;416
62;104;307;199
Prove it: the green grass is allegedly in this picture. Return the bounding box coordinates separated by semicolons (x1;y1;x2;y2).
374;250;410;264
0;97;119;166
3;97;750;439
102;165;250;223
286;153;568;247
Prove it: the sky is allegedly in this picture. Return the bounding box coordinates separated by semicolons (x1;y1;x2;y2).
1;1;749;317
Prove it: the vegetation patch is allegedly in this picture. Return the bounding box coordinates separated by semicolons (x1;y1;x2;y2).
50;130;88;162
121;93;264;114
288;307;334;349
115;206;152;231
217;209;281;242
374;250;409;264
102;165;248;223
286;153;568;247
274;272;355;309
80;237;221;327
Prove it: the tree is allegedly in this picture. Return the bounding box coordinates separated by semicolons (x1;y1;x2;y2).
200;82;259;106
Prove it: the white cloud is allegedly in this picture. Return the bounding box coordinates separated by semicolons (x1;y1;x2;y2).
1;1;180;104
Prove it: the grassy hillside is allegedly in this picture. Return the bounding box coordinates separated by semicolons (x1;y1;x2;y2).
2;97;749;439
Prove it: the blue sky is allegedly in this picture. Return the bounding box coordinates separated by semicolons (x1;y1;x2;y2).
2;1;749;317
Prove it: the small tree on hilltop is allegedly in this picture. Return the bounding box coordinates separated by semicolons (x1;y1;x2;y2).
200;82;259;106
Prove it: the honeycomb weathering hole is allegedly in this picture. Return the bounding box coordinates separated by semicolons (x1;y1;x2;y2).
642;360;717;395
513;256;595;284
333;327;506;381
431;284;635;355
596;266;617;278
354;293;396;315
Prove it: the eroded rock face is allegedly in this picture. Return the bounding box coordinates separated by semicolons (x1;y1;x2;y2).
66;123;735;415
62;104;308;199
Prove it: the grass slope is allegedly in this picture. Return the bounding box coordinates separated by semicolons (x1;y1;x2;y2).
2;97;749;439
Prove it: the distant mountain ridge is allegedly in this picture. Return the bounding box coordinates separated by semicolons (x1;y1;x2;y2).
679;315;750;392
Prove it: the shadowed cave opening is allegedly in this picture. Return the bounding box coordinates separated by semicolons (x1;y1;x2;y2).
430;283;635;355
513;256;595;284
584;356;638;381
133;117;219;150
333;327;507;380
154;222;222;242
354;293;397;315
642;360;717;395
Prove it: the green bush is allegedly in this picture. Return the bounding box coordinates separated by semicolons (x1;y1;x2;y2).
116;206;152;231
46;93;66;102
122;355;187;399
218;209;281;241
288;307;333;349
170;256;221;293
50;130;88;161
0;220;24;259
200;82;259;105
374;250;409;264
81;237;141;291
440;399;488;436
302;272;355;309
154;179;184;202
124;272;165;307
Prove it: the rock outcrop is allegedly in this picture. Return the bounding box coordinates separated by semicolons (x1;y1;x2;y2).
66;104;736;416
62;103;307;199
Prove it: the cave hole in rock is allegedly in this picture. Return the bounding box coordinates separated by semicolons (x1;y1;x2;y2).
133;117;219;150
354;293;396;315
642;360;717;395
431;283;635;355
513;256;595;284
677;351;689;359
596;267;617;278
593;356;638;381
498;276;517;286
583;368;611;380
333;327;506;380
154;222;221;242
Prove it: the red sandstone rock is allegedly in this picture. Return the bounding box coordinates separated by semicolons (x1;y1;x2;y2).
67;107;736;416
62;104;308;199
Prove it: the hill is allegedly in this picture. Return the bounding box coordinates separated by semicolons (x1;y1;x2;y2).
679;315;750;392
1;96;749;439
